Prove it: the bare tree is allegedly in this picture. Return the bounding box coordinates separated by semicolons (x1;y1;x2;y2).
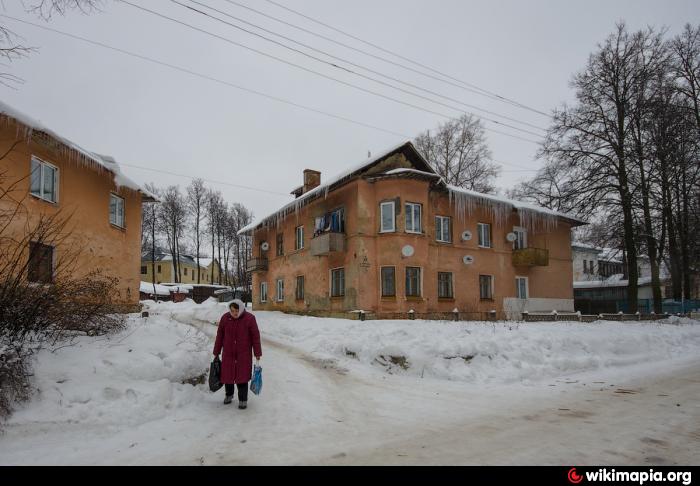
158;186;187;283
415;114;500;193
186;179;206;284
141;182;160;296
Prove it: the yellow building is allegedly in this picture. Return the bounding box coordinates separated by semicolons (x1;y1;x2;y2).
141;252;221;285
0;101;155;310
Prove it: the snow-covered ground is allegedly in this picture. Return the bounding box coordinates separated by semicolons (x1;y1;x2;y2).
1;299;699;465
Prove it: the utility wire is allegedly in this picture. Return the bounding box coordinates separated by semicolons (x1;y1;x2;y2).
178;0;546;133
120;0;542;143
229;0;550;117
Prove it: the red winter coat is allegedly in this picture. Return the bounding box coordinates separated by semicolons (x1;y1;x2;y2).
213;307;262;384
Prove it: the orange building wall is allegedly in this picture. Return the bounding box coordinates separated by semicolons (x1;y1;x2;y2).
0;124;144;308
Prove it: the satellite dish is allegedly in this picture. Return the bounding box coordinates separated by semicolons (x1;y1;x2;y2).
401;245;415;258
463;255;474;265
461;230;473;241
506;232;517;243
260;241;270;251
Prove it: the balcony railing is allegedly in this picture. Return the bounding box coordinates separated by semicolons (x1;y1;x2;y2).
512;248;549;267
246;257;268;272
310;232;345;256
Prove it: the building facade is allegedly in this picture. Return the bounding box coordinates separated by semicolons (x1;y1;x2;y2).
0;102;154;309
240;142;584;320
141;252;221;285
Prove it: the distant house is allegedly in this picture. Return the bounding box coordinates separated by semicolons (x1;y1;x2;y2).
0;101;156;310
141;251;221;285
239;141;586;320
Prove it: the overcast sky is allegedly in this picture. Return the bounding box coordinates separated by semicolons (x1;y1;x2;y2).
2;0;698;224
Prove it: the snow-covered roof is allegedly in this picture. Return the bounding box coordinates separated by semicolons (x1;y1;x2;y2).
572;242;603;252
238;141;587;235
381;168;442;178
574;275;654;289
0;101;157;201
139;281;172;296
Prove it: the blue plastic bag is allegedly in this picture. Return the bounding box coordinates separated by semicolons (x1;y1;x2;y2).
250;364;263;396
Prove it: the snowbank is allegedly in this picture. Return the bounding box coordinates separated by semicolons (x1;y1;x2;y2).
139;281;171;296
7;312;211;428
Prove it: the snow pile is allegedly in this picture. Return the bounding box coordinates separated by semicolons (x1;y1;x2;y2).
139;281;171;296
253;312;700;384
7;312;211;428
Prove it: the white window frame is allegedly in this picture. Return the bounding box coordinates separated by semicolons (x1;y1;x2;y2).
295;225;304;250
380;201;396;233
515;276;529;299
405;266;422;298
30;156;59;204
260;282;268;303
405;202;422;234
110;193;125;228
330;267;345;297
513;226;527;250
435;216;451;243
276;279;284;302
477;223;492;248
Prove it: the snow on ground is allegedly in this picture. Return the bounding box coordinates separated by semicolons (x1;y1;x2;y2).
1;300;698;465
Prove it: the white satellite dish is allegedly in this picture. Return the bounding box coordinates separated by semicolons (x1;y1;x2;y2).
463;255;474;265
461;230;473;241
260;241;270;251
401;245;415;258
506;232;517;243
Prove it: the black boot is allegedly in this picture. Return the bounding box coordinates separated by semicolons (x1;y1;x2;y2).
224;395;233;405
238;401;247;409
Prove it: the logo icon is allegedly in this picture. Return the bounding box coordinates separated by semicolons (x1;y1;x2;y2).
568;468;583;484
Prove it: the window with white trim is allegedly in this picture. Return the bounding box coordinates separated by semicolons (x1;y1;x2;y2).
380;201;395;233
513;227;527;250
30;156;58;203
260;282;268;303
110;193;125;228
295;225;304;250
435;216;451;243
405;202;422;233
276;279;284;302
405;267;421;297
331;268;345;297
477;223;492;248
515;277;528;299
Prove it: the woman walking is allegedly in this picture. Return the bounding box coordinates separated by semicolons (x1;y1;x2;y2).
213;299;262;409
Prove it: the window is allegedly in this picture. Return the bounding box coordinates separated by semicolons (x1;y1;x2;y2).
157;265;162;274
260;282;268;303
513;227;527;250
109;193;125;228
276;279;284;302
295;226;304;250
141;266;147;274
405;202;422;233
583;259;588;274
380;201;395;233
479;275;493;300
28;242;53;284
516;277;528;299
405;267;421;297
276;233;284;256
478;223;492;248
438;272;453;299
331;268;345;297
30;156;58;203
296;275;305;300
381;266;396;297
314;207;345;237
184;267;188;276
435;216;451;243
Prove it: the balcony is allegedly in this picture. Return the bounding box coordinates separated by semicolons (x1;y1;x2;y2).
512;248;549;267
246;257;268;272
310;232;345;256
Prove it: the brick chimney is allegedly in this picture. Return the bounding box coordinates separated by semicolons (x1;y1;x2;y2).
303;169;321;194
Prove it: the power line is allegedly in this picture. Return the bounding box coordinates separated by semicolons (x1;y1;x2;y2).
0;15;542;184
120;1;542;143
227;0;551;117
176;0;546;133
